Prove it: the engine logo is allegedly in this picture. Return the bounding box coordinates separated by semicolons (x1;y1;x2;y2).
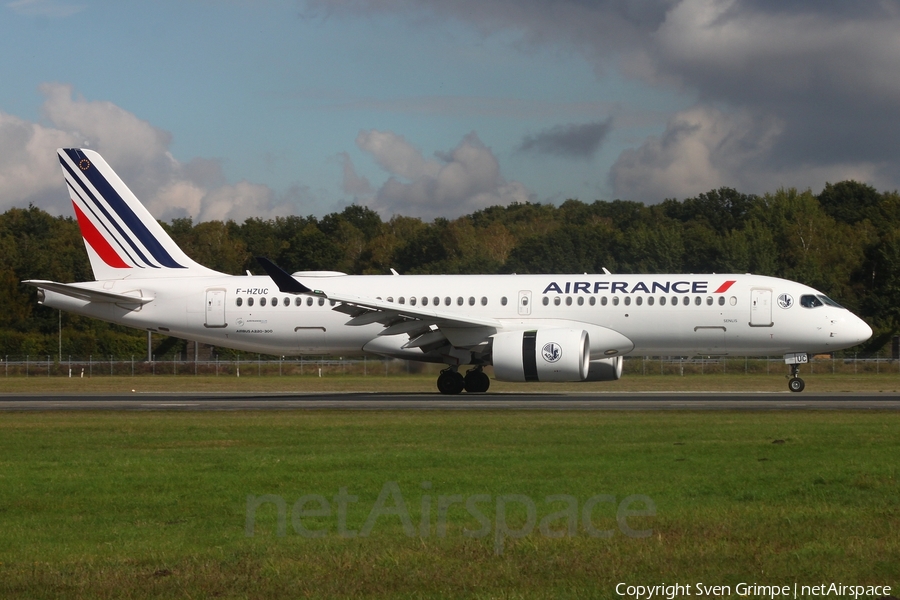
541;342;562;363
777;293;793;309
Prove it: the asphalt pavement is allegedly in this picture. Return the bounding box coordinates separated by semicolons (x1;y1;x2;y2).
1;391;899;410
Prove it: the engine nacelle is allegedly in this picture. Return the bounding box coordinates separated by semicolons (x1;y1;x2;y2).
491;329;590;382
585;356;623;381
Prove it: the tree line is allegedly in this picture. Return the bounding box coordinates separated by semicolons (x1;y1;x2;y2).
2;181;898;358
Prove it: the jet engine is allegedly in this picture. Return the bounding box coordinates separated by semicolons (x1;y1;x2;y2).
585;356;623;381
491;329;590;382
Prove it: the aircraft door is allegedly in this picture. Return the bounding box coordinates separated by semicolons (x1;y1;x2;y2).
750;288;773;327
205;289;227;327
518;290;532;316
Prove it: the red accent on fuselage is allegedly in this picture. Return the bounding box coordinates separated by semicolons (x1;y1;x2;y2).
713;280;736;293
71;201;131;269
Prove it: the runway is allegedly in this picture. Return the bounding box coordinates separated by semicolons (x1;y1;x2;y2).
2;391;900;410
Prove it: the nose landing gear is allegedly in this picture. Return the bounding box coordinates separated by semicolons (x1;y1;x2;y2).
784;352;808;392
788;363;805;392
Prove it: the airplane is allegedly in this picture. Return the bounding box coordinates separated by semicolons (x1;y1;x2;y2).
24;148;872;394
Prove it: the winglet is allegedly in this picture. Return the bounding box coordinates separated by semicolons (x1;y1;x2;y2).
256;257;313;294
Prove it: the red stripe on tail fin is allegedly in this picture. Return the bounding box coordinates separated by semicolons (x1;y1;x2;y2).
72;201;131;269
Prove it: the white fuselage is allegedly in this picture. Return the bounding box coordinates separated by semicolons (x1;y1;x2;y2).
40;272;872;360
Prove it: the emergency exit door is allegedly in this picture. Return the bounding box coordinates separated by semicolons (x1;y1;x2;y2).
518;290;532;316
205;289;226;327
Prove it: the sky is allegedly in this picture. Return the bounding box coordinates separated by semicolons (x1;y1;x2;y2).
1;0;899;222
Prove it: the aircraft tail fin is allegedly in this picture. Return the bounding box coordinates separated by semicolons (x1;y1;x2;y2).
57;148;221;280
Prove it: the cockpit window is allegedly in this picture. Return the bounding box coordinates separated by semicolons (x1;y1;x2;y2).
817;295;844;308
800;295;823;308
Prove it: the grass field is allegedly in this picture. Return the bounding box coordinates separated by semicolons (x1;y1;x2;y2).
0;409;898;599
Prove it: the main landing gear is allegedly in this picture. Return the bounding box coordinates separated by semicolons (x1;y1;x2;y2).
437;366;490;395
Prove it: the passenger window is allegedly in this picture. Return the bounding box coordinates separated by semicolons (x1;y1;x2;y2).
601;297;608;306
295;297;301;307
694;296;701;306
729;296;737;306
318;298;325;306
271;297;278;307
659;296;666;306
718;296;725;306
501;297;508;306
589;296;596;306
577;296;584;306
636;296;643;306
671;296;678;306
612;297;620;306
481;297;488;306
457;297;464;306
260;297;267;307
236;297;243;307
543;297;549;306
387;297;394;303
399;297;405;305
706;296;713;306
445;297;451;306
410;297;417;306
624;297;631;306
248;297;254;307
554;297;561;306
307;297;313;306
648;296;654;306
433;297;440;306
422;297;429;306
566;297;573;306
468;297;475;306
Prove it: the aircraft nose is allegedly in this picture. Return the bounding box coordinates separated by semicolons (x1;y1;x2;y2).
844;315;872;346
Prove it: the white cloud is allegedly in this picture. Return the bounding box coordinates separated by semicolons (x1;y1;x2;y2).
338;152;373;196
0;83;292;221
194;182;284;223
610;105;883;203
0;111;78;209
309;0;900;198
354;129;531;218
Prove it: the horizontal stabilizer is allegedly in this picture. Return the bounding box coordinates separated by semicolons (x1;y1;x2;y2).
24;280;154;304
256;257;312;294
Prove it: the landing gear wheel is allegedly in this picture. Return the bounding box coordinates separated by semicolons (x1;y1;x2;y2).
788;377;805;393
464;368;491;393
437;369;465;395
787;362;805;393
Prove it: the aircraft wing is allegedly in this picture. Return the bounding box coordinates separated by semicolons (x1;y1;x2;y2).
23;280;155;305
257;258;500;350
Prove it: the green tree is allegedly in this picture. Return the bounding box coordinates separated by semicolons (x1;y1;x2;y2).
817;180;881;225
